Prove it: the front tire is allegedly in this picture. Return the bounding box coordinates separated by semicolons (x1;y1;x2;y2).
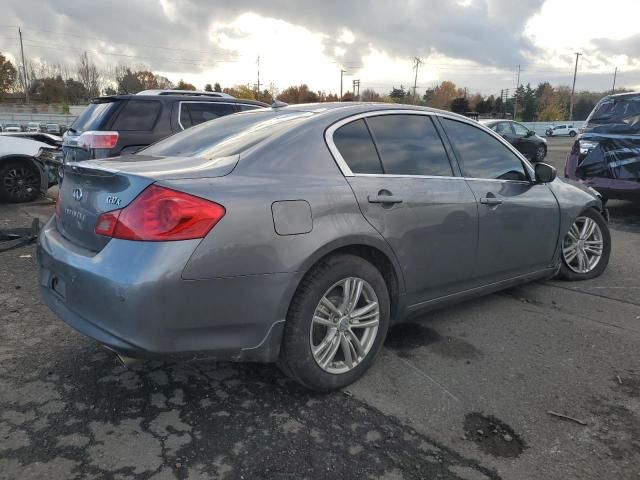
279;254;390;391
556;209;610;281
569;130;577;137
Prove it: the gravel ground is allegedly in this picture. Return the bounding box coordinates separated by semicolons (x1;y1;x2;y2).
0;136;638;479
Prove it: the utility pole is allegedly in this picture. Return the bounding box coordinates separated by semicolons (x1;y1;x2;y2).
513;64;521;119
18;27;29;104
612;67;617;95
340;69;346;101
256;55;260;101
412;57;422;103
569;52;582;121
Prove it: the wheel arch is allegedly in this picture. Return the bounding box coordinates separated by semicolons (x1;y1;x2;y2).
293;237;406;323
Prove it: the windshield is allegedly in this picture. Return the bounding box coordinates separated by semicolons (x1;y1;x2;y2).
584;95;640;134
141;111;312;159
71;101;118;132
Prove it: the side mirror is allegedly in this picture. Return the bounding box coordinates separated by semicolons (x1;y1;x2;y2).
526;130;535;137
534;163;557;183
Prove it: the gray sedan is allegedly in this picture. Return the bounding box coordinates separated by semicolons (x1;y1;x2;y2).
38;103;610;391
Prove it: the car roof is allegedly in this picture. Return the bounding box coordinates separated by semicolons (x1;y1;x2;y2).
91;94;268;107
269;102;475;118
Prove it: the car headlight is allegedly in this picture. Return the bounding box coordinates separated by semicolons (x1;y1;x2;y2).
579;140;599;155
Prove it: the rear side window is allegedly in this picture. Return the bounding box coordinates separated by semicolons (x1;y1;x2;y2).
111;100;161;131
71;101;117;131
366;115;452;176
179;102;237;129
333;119;383;174
442;118;528;181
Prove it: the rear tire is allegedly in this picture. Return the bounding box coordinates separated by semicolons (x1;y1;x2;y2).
556;209;610;281
279;254;390;391
569;130;577;137
0;160;41;203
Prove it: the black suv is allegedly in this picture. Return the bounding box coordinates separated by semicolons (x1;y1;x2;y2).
63;90;268;162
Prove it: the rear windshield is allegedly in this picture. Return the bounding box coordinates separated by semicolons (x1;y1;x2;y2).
71;101;118;132
141;111;312;159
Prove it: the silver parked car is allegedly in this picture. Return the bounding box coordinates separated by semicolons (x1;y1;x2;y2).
39;103;611;391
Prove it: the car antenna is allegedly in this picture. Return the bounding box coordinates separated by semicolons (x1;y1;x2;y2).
272;99;288;109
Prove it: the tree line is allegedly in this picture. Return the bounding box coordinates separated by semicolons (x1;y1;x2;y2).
0;51;625;121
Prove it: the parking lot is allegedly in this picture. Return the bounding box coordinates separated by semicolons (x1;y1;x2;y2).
0;136;638;479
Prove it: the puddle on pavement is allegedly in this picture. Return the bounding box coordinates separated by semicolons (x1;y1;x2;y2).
385;323;441;352
463;412;525;458
385;323;482;360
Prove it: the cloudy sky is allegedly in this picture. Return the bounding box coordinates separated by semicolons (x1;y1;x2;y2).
1;0;639;96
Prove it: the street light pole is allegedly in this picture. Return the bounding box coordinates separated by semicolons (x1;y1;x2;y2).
612;67;617;95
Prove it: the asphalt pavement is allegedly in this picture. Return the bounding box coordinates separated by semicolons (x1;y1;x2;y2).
1;136;638;479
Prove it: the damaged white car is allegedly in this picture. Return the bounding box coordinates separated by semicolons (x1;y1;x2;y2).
0;133;63;203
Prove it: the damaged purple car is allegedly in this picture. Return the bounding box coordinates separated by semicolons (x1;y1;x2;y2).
565;91;640;201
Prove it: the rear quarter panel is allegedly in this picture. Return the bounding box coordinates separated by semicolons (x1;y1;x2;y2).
166;118;405;318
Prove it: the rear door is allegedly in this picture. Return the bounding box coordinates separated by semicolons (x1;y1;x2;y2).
440;117;560;284
329;112;478;305
109;99;165;155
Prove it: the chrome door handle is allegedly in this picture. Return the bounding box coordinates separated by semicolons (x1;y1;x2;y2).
480;197;503;206
368;195;403;204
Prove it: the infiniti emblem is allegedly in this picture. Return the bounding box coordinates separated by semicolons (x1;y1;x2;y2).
72;188;83;201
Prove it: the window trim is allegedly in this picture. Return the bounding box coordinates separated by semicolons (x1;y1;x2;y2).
325;109;534;182
177;101;257;130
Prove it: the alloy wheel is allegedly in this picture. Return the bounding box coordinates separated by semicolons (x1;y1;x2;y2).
3;166;39;201
562;216;604;274
536;146;546;161
310;277;380;374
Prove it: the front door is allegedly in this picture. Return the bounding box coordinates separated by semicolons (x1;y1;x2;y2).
330;113;479;305
440;118;560;284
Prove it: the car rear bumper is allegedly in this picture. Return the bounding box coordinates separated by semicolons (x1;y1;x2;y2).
37;217;296;362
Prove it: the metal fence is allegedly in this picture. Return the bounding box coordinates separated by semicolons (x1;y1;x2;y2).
0;113;78;128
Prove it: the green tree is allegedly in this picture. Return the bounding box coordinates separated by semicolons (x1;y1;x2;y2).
450;97;469;113
214;82;222;92
0;53;17;97
116;67;144;94
176;79;196;90
204;83;213;92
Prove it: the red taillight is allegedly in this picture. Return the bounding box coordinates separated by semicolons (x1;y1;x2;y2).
78;131;119;150
95;185;225;241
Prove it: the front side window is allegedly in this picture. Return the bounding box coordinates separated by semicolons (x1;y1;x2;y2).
332;119;383;174
442;118;528;181
512;122;529;136
111;100;161;131
494;122;512;135
366;114;452;176
180;102;237;129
